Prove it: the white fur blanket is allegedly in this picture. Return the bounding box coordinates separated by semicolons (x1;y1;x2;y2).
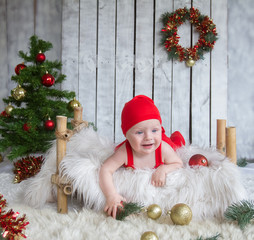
24;127;247;220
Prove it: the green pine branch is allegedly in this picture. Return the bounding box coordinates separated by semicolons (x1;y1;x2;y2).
224;200;254;230
194;233;221;240
116;202;144;221
19;35;53;62
237;158;248;167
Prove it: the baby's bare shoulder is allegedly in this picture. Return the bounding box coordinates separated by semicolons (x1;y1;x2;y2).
161;141;182;164
161;140;174;154
105;143;127;166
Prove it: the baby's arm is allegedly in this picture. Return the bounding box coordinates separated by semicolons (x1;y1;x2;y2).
151;141;183;187
99;145;127;218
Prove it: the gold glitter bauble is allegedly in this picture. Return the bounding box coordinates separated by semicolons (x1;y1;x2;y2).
12;85;26;100
140;231;159;240
186;59;195;67
147;204;162;220
68;97;81;111
169;203;192;225
5;104;14;115
11;86;18;98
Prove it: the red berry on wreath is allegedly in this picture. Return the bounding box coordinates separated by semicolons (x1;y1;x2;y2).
41;72;55;87
44;118;55;130
15;63;26;75
36;51;46;63
189;154;208;167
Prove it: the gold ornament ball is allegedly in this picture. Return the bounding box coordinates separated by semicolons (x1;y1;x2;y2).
141;231;159;240
186;59;196;67
68;97;81;111
11;86;18;98
13;85;26;100
147;204;162;220
169;203;192;225
5;104;14;115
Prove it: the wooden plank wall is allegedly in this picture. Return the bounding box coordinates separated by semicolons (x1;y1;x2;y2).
0;0;228;148
0;0;62;106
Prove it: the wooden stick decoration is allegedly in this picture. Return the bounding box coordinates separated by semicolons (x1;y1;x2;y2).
226;127;237;164
74;106;83;122
71;107;89;132
216;119;226;155
55;116;68;213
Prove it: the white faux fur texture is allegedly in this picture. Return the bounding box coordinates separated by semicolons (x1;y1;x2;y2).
24;126;247;220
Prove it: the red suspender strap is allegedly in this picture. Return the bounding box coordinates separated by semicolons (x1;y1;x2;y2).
154;143;163;168
115;140;126;151
115;140;135;169
125;141;135;169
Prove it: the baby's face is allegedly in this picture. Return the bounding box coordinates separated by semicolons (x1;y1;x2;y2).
126;119;162;156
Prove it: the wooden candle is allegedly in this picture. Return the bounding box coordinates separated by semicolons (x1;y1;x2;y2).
216;119;226;155
74;106;83;121
226;127;237;164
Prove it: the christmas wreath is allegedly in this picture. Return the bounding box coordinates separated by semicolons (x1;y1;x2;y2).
161;7;218;67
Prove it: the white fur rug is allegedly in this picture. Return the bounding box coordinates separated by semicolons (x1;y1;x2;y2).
23;127;246;220
0;126;254;239
0;168;254;240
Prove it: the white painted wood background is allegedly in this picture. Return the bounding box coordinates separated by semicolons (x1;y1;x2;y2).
0;0;229;151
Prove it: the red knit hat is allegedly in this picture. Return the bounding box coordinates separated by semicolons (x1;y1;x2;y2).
121;95;162;135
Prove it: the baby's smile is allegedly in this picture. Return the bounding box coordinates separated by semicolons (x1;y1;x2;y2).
142;143;154;149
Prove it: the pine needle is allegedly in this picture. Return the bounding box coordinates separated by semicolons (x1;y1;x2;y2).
194;233;221;240
237;158;248;167
116;202;144;221
224;200;254;230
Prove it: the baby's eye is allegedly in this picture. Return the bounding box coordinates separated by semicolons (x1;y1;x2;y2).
152;129;158;133
136;131;143;135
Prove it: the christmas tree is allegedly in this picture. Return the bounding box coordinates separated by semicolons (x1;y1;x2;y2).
0;35;78;160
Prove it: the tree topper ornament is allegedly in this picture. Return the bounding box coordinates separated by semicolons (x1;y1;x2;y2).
161;7;218;67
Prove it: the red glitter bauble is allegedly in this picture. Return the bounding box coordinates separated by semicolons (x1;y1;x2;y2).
36;52;46;62
44;119;55;130
15;63;26;75
41;73;55;87
189;154;208;167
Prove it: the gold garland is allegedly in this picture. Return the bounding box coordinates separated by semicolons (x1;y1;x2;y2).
161;7;218;67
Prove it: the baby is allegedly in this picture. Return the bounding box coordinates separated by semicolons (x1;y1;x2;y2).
99;95;185;218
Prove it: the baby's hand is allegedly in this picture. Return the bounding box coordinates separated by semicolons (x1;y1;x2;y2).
104;193;126;219
151;167;166;187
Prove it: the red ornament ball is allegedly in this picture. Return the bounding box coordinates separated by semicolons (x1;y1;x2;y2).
23;123;31;132
15;63;26;75
41;73;55;87
44;119;55;130
36;52;46;63
189;154;208;167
